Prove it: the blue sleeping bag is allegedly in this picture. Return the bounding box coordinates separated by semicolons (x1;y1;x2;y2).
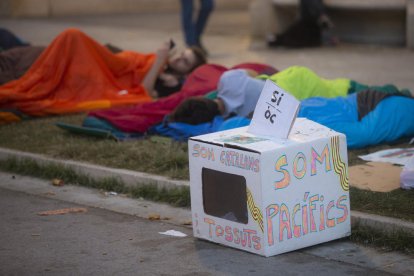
154;94;414;148
153;116;250;141
321;96;414;148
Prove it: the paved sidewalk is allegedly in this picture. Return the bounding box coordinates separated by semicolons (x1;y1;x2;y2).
1;171;414;275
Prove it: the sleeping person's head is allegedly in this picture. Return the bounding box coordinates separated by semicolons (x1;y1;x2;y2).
167;46;207;75
169;69;266;125
168;97;221;125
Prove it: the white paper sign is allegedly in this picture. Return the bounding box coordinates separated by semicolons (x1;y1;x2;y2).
248;79;300;139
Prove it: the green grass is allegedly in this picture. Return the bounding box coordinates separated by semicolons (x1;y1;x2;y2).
350;223;414;255
0;114;189;180
350;187;414;222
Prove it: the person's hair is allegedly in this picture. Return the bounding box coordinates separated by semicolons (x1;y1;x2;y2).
188;46;208;72
169;97;219;125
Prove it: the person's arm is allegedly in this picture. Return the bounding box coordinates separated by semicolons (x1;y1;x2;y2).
142;41;171;98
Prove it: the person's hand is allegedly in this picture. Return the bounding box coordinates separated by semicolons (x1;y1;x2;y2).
155;41;171;64
159;73;179;87
156;40;177;64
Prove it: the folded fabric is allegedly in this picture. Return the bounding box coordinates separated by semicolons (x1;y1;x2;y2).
82;116;142;140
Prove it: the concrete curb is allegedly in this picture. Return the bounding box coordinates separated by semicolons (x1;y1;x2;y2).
351;210;414;236
0;147;189;190
1;147;414;236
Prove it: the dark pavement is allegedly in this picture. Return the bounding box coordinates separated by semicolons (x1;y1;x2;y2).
1;172;413;275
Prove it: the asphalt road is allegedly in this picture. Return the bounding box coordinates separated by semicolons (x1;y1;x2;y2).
0;171;413;275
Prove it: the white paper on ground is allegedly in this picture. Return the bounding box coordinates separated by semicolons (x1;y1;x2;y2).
248;79;300;139
358;148;414;166
159;230;187;237
401;156;414;190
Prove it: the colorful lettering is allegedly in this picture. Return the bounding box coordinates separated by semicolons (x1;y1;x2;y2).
293;152;307;179
202;219;261;251
220;150;260;172
319;195;325;231
292;203;301;238
204;217;215;238
336;195;349;224
252;235;261;250
225;226;233;242
302;192;309;235
192;144;215;161
264;193;349;246
279;204;292;241
326;200;336;228
311;145;332;175
309;194;319;232
216;225;224;237
233;227;240;244
266;204;279;246
275;155;290;190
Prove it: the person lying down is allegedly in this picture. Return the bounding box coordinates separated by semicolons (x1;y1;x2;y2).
165;68;414;148
0;28;207;125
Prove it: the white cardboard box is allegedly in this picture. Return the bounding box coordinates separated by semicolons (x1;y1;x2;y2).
188;118;351;257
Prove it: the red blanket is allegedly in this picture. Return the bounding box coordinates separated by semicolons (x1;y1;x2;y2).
89;63;277;133
0;29;155;124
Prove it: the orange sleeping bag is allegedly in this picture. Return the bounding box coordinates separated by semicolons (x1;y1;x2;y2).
0;28;155;124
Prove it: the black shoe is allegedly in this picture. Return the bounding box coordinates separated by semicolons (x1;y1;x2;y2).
268;20;322;48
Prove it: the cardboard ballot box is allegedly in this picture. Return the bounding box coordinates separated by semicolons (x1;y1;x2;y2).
189;118;351;257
